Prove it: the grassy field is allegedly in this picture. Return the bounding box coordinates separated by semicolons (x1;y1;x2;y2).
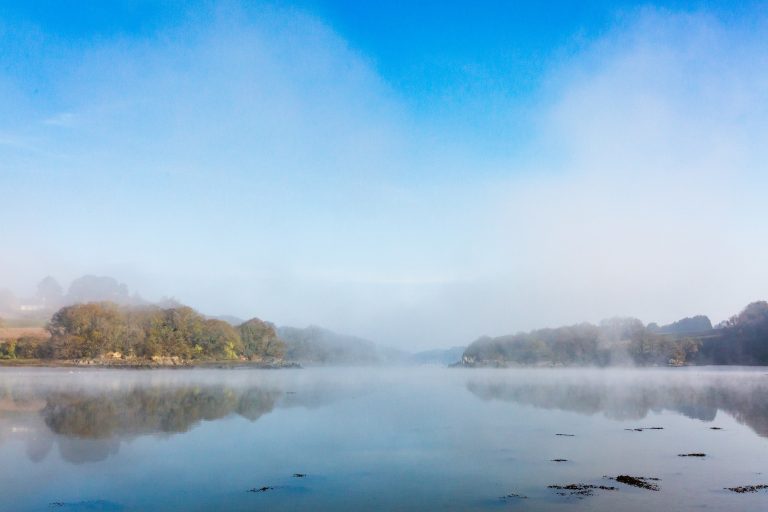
0;315;50;328
0;327;49;341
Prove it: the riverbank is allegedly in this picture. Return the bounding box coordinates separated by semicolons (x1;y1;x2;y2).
0;358;301;369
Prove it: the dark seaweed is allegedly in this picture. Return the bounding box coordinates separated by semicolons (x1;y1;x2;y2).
248;486;274;493
725;485;768;493
548;484;617;496
612;475;660;491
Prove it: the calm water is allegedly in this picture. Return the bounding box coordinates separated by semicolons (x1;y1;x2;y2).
1;367;767;511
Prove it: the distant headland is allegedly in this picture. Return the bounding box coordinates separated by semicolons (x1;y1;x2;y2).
458;301;768;367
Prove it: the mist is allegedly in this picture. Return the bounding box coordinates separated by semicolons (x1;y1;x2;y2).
2;5;768;349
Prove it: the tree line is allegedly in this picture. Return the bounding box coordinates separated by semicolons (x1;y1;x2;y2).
0;302;285;362
461;317;700;367
461;301;768;367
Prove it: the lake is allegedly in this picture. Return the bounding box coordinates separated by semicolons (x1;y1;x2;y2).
1;367;767;511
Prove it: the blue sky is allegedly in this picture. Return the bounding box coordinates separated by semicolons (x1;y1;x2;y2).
2;1;768;348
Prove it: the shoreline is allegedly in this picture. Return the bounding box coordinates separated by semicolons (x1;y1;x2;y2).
0;359;302;369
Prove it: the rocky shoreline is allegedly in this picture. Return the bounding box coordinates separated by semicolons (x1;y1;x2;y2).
0;357;302;369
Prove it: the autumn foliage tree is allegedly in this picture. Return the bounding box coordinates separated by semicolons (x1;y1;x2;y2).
44;302;281;361
239;318;285;359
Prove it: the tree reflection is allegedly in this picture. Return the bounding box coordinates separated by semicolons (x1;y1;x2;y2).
41;386;281;439
467;372;768;436
0;385;283;463
0;371;365;465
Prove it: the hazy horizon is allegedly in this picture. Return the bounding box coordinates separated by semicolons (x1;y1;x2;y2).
0;272;752;352
2;1;768;350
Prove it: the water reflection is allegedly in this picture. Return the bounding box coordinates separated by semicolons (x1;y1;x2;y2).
43;386;281;437
3;368;768;470
0;387;279;463
2;368;768;512
0;370;362;464
466;369;768;436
